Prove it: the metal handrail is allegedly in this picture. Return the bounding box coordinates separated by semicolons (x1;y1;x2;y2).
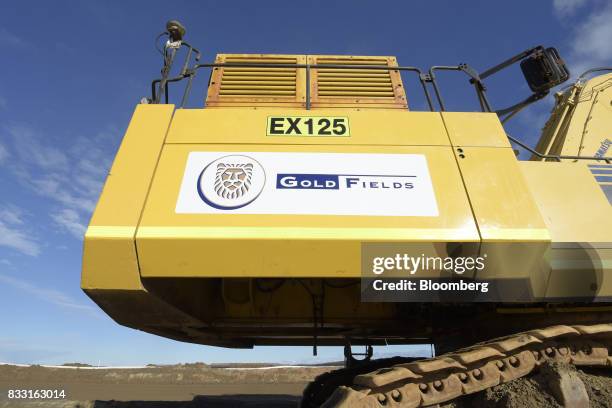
153;62;437;111
149;60;611;163
428;65;492;112
506;133;611;163
153;39;201;104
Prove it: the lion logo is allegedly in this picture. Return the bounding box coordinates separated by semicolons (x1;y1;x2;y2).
196;155;265;210
214;163;253;199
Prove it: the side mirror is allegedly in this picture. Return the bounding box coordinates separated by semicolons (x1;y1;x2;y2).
520;47;569;93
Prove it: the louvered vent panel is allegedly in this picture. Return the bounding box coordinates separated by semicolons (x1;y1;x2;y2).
205;54;407;108
310;55;407;109
206;54;306;107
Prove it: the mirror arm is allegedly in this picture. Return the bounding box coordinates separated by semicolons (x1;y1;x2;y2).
466;45;568;123
464;48;548;113
497;91;548;123
478;46;543;81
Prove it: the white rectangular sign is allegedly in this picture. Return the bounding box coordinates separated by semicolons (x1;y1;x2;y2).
175;152;439;216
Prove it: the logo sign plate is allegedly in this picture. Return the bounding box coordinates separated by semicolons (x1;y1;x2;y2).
176;152;438;216
267;116;350;137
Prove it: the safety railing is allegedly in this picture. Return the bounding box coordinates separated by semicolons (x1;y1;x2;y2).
151;59;495;114
148;43;610;163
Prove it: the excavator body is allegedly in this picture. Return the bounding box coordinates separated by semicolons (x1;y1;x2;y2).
81;39;611;405
81;52;611;349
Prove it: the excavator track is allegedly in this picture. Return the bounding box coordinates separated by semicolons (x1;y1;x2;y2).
315;323;612;407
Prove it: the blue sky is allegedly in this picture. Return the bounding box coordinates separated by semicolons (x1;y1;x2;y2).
0;0;610;366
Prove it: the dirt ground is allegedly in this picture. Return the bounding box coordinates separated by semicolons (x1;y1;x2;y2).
0;363;332;407
443;363;612;408
1;362;611;407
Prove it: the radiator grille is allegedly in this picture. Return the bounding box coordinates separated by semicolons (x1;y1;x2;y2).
206;54;306;107
205;54;406;108
310;55;406;108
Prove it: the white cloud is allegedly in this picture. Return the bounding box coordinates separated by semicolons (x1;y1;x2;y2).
3;124;116;241
52;209;86;239
7;125;69;171
28;173;97;213
0;95;6;109
554;1;612;78
0;273;98;314
553;0;588;16
0;205;39;256
0;220;40;256
0;205;25;225
567;3;612;76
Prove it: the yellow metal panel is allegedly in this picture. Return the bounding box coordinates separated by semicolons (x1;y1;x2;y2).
454;147;549;240
453;147;551;297
137;226;474;241
441;112;511;148
85;226;136;238
87;104;174;226
165;109;451;146
81;104;175;290
577;75;612;158
81;237;141;289
537;73;612;159
533;86;578;157
560;74;612;157
520;161;612;299
520;162;612;242
136;144;478;278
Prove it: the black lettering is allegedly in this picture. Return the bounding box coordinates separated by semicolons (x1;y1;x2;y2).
286;117;302;134
332;118;347;135
269;118;284;135
304;118;314;134
318;118;331;135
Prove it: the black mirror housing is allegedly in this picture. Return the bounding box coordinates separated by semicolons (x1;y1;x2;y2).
520;47;569;93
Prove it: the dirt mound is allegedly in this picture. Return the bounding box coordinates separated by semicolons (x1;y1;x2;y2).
577;367;612;408
444;362;612;408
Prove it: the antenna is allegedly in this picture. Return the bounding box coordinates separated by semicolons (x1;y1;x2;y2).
166;20;186;44
150;20;201;105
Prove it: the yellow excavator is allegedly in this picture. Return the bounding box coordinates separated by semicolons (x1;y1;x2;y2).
81;21;611;407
